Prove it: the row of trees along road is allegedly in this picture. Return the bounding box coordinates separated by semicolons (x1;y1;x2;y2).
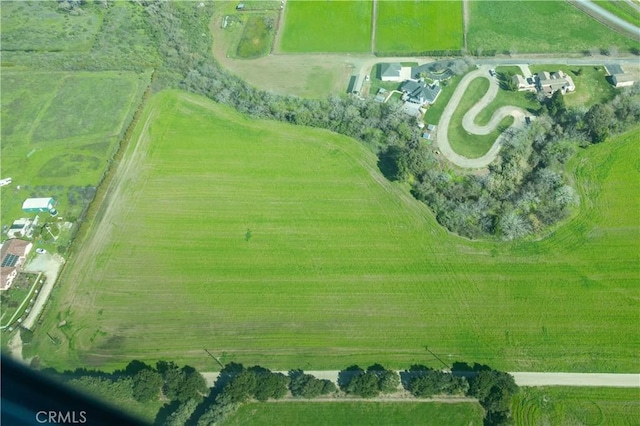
52;358;518;425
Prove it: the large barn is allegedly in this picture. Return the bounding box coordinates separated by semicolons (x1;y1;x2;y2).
22;197;55;213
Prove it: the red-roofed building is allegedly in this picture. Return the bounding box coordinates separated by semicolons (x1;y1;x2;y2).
1;239;33;291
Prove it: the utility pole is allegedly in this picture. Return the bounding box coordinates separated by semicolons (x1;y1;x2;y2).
425;346;450;370
204;349;225;369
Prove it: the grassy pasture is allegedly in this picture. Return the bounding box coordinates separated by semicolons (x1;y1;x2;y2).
0;1;102;52
0;70;150;227
512;387;640;425
236;15;277;59
28;90;640;375
279;0;372;52
375;0;463;54
225;401;485;426
594;0;640;27
468;0;640;54
447;76;514;158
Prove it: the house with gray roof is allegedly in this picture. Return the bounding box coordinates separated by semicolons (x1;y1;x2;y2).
605;64;636;88
400;80;441;105
536;70;575;96
379;63;402;81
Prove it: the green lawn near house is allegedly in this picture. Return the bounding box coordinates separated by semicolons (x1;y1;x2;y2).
447;76;514;158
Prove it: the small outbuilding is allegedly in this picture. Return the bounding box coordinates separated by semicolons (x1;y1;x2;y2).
612;73;635;88
379;63;403;82
22;197;55;214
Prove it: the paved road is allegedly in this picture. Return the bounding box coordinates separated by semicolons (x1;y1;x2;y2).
569;0;640;40
201;370;640;389
435;66;527;168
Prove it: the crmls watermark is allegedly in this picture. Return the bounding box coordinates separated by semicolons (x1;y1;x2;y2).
35;411;87;424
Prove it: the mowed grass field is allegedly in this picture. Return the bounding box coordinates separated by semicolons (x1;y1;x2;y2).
512;387;640;425
0;70;150;225
225;402;484;426
29;90;640;375
375;0;463;53
279;0;372;52
468;0;640;54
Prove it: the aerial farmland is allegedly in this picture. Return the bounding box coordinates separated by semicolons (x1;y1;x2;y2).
1;0;639;424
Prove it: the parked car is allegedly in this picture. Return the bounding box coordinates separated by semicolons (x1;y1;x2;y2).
489;69;496;77
36;248;46;254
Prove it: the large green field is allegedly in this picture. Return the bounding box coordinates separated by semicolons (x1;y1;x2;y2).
468;0;640;54
513;387;640;425
28;90;640;375
225;401;484;426
0;70;150;227
375;0;463;53
279;0;372;52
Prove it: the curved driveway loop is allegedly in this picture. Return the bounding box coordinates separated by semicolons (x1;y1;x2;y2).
436;66;527;169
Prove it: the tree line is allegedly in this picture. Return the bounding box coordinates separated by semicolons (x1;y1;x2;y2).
50;357;519;425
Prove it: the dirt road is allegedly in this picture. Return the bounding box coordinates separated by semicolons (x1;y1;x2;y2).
201;371;640;389
21;253;65;330
435;66;527;169
370;0;378;53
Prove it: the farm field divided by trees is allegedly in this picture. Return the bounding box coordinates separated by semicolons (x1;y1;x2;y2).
28;90;640;376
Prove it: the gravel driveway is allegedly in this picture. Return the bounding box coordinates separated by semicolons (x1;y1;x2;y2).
21;252;65;330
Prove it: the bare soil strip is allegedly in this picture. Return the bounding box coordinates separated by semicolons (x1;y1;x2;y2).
371;0;378;53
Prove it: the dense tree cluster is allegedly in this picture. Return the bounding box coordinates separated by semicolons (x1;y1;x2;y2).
468;370;519;426
337;364;401;397
289;369;336;398
404;365;469;398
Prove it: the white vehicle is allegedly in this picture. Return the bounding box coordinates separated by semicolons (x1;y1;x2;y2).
365;75;370;81
36;248;47;254
0;177;12;187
